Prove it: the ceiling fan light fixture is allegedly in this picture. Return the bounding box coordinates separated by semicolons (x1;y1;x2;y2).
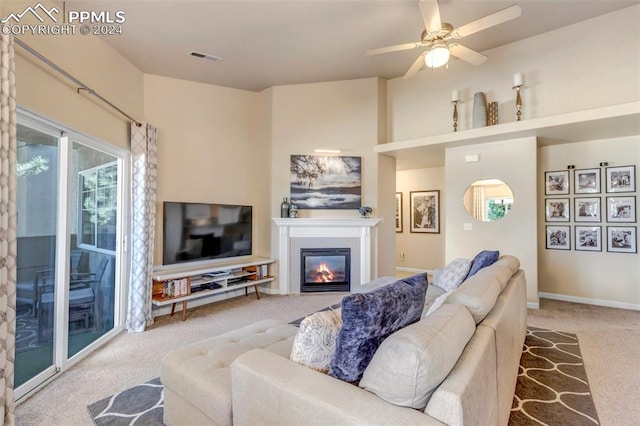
425;41;450;69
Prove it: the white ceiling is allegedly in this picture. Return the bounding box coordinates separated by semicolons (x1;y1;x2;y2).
66;0;639;92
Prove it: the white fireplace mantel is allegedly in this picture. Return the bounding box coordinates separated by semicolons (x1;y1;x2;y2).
273;217;382;294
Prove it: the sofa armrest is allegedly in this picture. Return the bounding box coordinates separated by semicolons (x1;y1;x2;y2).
231;349;443;425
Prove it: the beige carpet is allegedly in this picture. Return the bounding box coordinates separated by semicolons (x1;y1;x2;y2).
15;294;640;426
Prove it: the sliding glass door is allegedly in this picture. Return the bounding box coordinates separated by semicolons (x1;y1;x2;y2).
14;110;128;400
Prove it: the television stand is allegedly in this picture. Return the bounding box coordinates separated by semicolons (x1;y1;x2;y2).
151;256;274;320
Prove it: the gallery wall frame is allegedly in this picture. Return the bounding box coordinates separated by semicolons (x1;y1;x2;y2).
606;226;637;253
605;165;636;193
395;192;403;233
606;196;636;223
545;170;570;195
410;190;440;234
546;225;571;250
574;168;601;194
545;198;570;222
574;197;601;222
575;226;602;252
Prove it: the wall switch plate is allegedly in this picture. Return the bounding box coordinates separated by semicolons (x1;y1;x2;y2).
464;223;473;230
465;154;479;163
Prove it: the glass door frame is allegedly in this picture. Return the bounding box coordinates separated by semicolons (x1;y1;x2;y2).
15;108;130;402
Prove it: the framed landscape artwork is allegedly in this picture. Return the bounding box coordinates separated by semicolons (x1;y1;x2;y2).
545;170;570;195
546;225;570;250
574;197;601;222
395;192;403;233
606;165;635;193
289;155;361;209
545;198;570;222
574;168;601;194
606;196;636;223
410;190;439;234
606;226;637;253
575;226;602;251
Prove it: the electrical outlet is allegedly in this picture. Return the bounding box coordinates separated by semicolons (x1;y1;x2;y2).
464;223;473;231
400;252;405;260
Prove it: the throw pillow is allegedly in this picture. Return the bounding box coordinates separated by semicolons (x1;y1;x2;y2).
466;250;500;278
290;309;342;373
424;292;448;317
359;304;476;409
328;273;428;383
436;258;472;293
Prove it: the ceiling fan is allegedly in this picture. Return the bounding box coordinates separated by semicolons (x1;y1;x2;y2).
367;0;522;79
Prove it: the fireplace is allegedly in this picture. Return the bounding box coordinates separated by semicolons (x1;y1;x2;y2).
300;248;350;292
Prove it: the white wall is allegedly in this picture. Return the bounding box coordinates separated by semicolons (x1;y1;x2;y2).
538;137;640;309
143;75;270;265
8;1;143;148
396;167;445;270
269;78;395;278
387;5;640;308
445;138;538;306
387;5;640;143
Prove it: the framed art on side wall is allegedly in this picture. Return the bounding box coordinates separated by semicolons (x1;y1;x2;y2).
545;198;570;222
606;196;636;223
574;168;601;194
546;225;570;250
545;170;570;195
395;192;403;233
606;165;635;193
575;226;602;252
574;197;601;222
410;190;439;233
606;226;637;253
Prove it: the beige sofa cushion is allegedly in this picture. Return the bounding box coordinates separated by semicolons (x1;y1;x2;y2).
359;303;475;409
161;319;297;426
290;309;342;373
445;268;502;324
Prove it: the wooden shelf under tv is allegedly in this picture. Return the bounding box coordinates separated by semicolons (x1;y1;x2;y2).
151;256;275;320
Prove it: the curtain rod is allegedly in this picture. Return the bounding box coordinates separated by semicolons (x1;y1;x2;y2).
15;38;142;126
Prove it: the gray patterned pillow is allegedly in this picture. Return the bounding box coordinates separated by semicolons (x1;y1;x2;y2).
437;258;472;293
290;309;342;373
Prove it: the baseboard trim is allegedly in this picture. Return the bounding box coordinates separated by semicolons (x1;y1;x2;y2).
527;301;540;310
539;292;640;311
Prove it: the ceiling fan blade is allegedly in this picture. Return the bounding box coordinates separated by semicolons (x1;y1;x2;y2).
366;42;422;56
449;43;488;66
403;52;426;79
453;4;522;39
419;0;442;33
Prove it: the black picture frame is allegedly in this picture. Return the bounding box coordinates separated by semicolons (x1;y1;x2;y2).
606;196;636;223
546;225;571;250
574;168;601;194
544;170;570;195
545;198;570;222
574;197;601;222
395;192;403;233
575;226;602;251
410;190;440;234
606;226;637;253
606;165;636;193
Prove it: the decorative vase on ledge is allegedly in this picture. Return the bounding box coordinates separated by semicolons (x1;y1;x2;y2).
472;92;488;128
358;206;373;217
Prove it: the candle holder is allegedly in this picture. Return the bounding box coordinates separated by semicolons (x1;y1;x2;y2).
451;100;461;132
512;84;523;121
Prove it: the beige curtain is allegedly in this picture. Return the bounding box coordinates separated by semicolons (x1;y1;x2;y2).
126;123;157;333
0;33;17;425
473;186;486;222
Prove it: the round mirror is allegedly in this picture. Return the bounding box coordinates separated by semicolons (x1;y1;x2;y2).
463;179;514;222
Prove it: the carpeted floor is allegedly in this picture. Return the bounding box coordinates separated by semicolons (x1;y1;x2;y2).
87;326;599;425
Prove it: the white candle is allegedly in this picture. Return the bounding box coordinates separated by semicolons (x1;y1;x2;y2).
513;72;523;87
452;89;460;102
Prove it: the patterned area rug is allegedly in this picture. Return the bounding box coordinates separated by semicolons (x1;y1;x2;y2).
509;327;599;425
87;377;163;425
87;327;598;425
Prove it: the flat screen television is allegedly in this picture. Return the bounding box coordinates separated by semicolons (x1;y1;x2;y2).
162;201;252;265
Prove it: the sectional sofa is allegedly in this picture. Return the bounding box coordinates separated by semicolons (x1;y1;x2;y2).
161;255;527;425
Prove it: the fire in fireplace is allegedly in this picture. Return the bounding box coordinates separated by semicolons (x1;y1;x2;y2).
300;248;350;292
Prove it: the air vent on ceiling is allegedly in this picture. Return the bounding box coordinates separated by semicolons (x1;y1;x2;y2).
188;51;223;63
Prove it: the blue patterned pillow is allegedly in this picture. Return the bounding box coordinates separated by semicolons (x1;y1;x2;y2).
466;250;500;278
328;273;428;382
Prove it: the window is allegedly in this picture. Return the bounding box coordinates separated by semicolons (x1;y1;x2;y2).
486;197;514;221
79;161;117;252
